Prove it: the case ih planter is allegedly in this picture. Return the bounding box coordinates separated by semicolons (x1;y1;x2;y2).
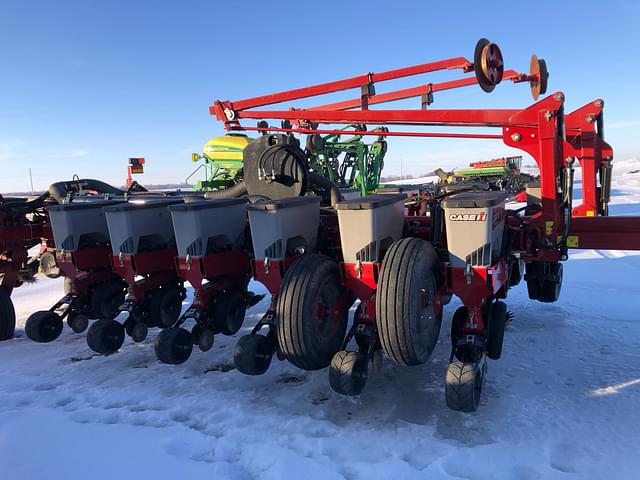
153;198;259;365
211;38;640;411
25;200;127;343
91;198;187;355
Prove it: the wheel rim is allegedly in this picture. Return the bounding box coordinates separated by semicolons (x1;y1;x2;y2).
314;281;340;342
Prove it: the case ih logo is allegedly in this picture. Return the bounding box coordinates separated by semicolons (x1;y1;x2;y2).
449;212;487;221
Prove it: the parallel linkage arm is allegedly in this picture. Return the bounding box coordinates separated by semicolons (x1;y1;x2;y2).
208;40;640;255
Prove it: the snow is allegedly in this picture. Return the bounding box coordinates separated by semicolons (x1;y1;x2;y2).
1;160;640;480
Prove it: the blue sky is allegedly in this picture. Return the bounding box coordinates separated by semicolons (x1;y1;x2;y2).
1;0;639;192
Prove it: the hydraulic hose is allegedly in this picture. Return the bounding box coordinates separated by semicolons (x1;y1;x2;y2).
307;172;343;207
47;178;125;204
203;181;248;199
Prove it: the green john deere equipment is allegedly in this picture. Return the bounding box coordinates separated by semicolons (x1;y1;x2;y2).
306;125;388;196
188;134;251;191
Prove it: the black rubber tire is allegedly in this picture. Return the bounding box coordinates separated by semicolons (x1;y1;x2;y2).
526;278;541;300
445;362;482;412
213;290;246;336
25;311;63;343
486;301;507;360
155;327;193;364
234;334;273;375
376;238;442;366
129;321;148;343
540;263;563;303
450;306;468;347
149;285;183;329
276;254;349;371
86;319;125;355
0;289;16;341
91;280;126;320
525;262;541;300
67;311;89;334
329;350;368;396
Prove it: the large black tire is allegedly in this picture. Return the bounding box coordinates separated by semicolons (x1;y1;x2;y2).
486;301;507;360
329;350;368;396
213;290;246;336
86;319;125;355
445;362;482;412
154;327;193;365
376;238;442;366
234;334;273;375
25;311;63;343
91;280;126;320
540;262;563;303
276;254;349;371
149;285;183;329
0;289;16;341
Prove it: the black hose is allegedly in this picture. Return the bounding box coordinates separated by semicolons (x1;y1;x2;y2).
308;172;343;207
48;178;125;203
203;181;248;199
0;191;50;215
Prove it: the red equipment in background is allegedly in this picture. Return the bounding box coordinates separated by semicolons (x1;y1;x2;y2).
0;196;53;340
126;157;145;188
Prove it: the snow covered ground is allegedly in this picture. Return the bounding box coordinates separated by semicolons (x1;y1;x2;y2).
1;161;639;480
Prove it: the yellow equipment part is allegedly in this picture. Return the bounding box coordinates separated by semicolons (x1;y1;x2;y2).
202;134;250;169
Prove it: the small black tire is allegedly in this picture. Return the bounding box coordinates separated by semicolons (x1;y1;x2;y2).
329;351;368;396
540;263;563;303
129;322;148;343
25;311;63;343
154;327;193;365
276;254;349;371
234;334;273;375
149;285;183;329
91;280;126;320
0;289;16;341
67;311;89;334
486;301;507;360
450;306;468;347
445;362;482;412
376;238;442;366
213;290;246;336
86;319;125;355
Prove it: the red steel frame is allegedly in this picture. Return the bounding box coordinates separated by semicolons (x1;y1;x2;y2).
56;246;119;298
210;50;640;254
110;248;181;303
210;46;640;343
0;217;52;297
176;250;251;312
